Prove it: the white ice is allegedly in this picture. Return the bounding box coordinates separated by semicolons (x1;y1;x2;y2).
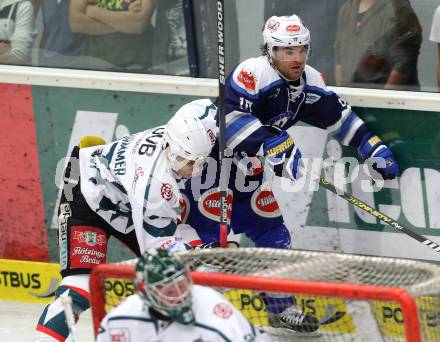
0;301;94;341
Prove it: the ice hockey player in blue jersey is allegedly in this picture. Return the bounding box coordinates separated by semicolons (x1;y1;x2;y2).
181;14;400;333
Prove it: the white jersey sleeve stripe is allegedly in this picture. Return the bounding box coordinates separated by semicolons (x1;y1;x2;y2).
326;107;351;134
227;120;262;150
225;110;248;124
341;117;363;146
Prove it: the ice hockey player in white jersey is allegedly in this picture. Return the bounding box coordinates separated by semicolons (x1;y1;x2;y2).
97;248;271;342
35;103;217;341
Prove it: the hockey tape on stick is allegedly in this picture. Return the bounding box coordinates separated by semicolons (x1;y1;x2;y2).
315;175;440;254
217;0;228;247
61;296;79;342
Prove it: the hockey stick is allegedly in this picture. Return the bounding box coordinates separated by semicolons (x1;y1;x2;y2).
60;296;79;342
217;0;228;247
313;174;440;253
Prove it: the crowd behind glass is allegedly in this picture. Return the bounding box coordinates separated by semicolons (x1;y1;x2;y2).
1;0;440;91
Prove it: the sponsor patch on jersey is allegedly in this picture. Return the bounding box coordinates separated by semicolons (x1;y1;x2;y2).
251;186;281;218
159;237;181;251
109;328;129;342
207;129;216;145
59;203;72;270
305;93;322;104
286;24;300;32
213;302;233;319
237;69;256;91
73;230;106;246
266;19;280;32
161;183;173;201
70;226;108;269
198;188;233;222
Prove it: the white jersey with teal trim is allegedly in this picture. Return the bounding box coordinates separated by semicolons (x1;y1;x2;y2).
97;285;272;342
79;126;183;252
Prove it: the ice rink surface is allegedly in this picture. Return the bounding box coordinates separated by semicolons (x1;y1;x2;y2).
1;301;94;341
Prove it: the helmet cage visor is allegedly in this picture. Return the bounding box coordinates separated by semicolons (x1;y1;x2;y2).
269;45;310;62
145;269;192;313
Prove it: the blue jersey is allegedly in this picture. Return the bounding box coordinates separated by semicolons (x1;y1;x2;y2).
224;56;370;155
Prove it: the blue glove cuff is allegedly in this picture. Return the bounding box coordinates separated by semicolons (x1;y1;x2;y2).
263;131;294;160
358;135;383;160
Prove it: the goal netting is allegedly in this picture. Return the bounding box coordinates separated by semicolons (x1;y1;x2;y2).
90;248;440;341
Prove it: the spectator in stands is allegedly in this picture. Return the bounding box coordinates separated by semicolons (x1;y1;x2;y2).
97;248;271;342
0;0;36;65
264;0;344;85
149;0;188;75
37;0;85;68
150;0;239;78
430;5;440;89
335;0;422;90
69;0;154;72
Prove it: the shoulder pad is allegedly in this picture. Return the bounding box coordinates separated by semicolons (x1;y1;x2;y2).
231;56;281;96
304;65;328;89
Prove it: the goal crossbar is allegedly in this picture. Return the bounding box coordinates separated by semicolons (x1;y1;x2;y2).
90;263;421;341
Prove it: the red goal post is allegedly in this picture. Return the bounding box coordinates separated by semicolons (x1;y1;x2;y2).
90;248;440;341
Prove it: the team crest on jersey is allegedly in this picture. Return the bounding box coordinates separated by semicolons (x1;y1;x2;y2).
109;328;129;342
305;93;321;104
198;188;233;222
251;185;281;218
237;69;256;91
73;230;106;246
213;303;233;319
266;111;294;129
286;24;300;32
207;129;216;145
161;183;173;201
266;19;280;32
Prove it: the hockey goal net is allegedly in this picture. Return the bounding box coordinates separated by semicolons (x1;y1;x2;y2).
90;248;440;341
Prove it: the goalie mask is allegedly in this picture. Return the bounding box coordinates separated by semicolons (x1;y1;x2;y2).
263;14;311;62
164;111;214;178
135;249;195;325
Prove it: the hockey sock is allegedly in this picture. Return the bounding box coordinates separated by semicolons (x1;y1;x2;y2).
35;285;90;341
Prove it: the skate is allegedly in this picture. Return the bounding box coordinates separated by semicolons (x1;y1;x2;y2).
268;306;320;333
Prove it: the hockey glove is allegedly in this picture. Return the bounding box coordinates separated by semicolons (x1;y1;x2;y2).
263;131;302;181
358;135;400;180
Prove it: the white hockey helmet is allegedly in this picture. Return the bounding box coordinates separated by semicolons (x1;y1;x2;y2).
263;15;311;61
164;106;214;176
